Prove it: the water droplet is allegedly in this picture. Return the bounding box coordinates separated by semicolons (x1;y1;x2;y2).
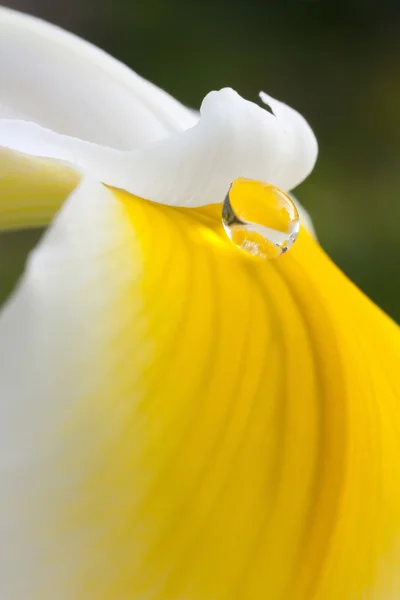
222;178;300;259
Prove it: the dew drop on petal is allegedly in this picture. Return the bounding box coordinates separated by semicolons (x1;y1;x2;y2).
222;177;300;259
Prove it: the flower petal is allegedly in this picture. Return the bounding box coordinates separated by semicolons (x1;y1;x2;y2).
0;148;79;230
0;88;317;208
1;181;399;600
260;92;318;193
0;6;197;149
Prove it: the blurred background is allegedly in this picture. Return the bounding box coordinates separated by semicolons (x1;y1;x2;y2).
1;0;399;319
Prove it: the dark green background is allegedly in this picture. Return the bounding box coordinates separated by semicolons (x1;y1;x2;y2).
2;0;400;319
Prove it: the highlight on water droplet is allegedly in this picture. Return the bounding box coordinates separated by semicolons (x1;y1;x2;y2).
222;178;300;259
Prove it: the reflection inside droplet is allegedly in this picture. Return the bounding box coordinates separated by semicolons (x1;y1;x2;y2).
222;178;300;259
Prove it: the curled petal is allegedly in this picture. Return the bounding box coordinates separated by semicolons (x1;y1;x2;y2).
0;88;317;209
0;180;399;599
260;92;318;193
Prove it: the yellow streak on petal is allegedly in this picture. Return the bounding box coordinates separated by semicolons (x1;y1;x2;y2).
0;149;79;230
58;189;400;600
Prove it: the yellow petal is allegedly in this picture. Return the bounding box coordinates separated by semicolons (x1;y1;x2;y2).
0;148;79;230
1;181;399;599
95;190;400;600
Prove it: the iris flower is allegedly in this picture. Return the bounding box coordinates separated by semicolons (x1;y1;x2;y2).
1;6;399;600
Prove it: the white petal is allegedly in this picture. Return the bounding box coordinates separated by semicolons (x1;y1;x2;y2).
0;6;197;149
0;88;318;207
259;92;318;192
0;179;148;599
